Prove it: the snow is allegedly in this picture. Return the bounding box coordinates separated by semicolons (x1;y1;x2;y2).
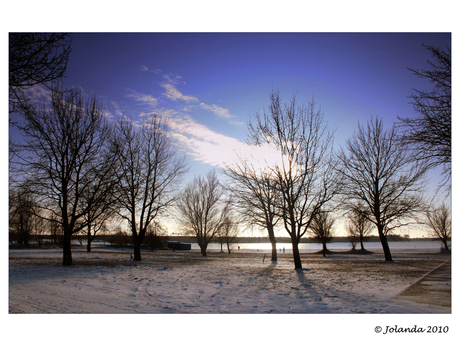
9;246;450;313
7;246;455;344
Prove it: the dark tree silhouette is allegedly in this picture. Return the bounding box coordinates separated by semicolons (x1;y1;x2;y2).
223;156;281;261
247;91;339;269
397;45;451;192
79;182;118;252
13;87;115;265
216;209;241;254
177;171;230;256
9;33;72;112
9;185;38;246
345;203;373;251
336;117;427;262
144;222;169;250
112;114;187;261
308;209;335;257
426;203;451;252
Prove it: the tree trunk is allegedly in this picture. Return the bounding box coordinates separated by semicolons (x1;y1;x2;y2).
271;241;278;261
268;226;277;261
442;239;450;251
133;242;142;261
62;231;72;265
291;238;302;269
132;233;142;261
322;242;327;257
378;226;393;261
200;243;208;257
87;223;92;252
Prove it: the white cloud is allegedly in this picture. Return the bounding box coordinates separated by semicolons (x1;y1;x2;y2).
139;65;149;72
158;109;245;167
161;82;198;103
126;89;158;107
199;103;233;119
22;83;52;104
117;73;245;168
230;142;302;178
110;101;124;117
199;102;245;126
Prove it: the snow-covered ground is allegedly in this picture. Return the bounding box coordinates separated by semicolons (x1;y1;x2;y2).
9;246;450;314
7;246;456;345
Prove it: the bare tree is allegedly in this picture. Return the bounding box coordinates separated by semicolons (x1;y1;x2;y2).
144;221;169;250
308;209;335;257
397;45;451;192
77;157;119;252
9;184;38;246
80;208;116;253
9;33;72;113
47;212;62;245
426;203;451;252
346;203;373;252
13;87;116;265
247;91;339;269
112;114;188;261
216;210;241;254
346;223;358;251
336;117;427;262
177;171;229;257
223;156;281;261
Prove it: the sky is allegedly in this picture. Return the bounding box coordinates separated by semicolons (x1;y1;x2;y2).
8;32;452;236
66;34;450;180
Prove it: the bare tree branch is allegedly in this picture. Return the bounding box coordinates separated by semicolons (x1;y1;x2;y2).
336;117;427;261
426;203;451;251
222;153;282;261
247;91;339;269
177;170;229;256
397;45;451;193
12;87;115;265
112;114;188;261
9;33;72;113
308;209;335;257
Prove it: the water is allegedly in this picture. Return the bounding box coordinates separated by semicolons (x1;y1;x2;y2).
199;241;446;253
73;239;447;253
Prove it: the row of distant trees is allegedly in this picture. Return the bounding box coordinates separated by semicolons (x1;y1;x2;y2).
8;193;170;250
9;34;451;268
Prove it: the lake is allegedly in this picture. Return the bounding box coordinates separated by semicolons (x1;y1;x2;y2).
199;240;447;253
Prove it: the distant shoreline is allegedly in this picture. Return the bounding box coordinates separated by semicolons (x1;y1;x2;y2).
166;235;442;244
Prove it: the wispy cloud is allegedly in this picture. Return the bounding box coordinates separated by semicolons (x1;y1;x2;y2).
126;89;158;107
22;84;52;104
119;73;246;167
199;102;245;126
110;101;124;117
158;109;245;167
160;82;198;103
199;103;234;119
166;114;291;172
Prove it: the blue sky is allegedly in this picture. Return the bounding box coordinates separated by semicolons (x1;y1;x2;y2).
62;33;450;189
8;32;451;236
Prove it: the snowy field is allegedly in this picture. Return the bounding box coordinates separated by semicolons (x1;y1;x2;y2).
7;246;456;345
9;246;451;314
